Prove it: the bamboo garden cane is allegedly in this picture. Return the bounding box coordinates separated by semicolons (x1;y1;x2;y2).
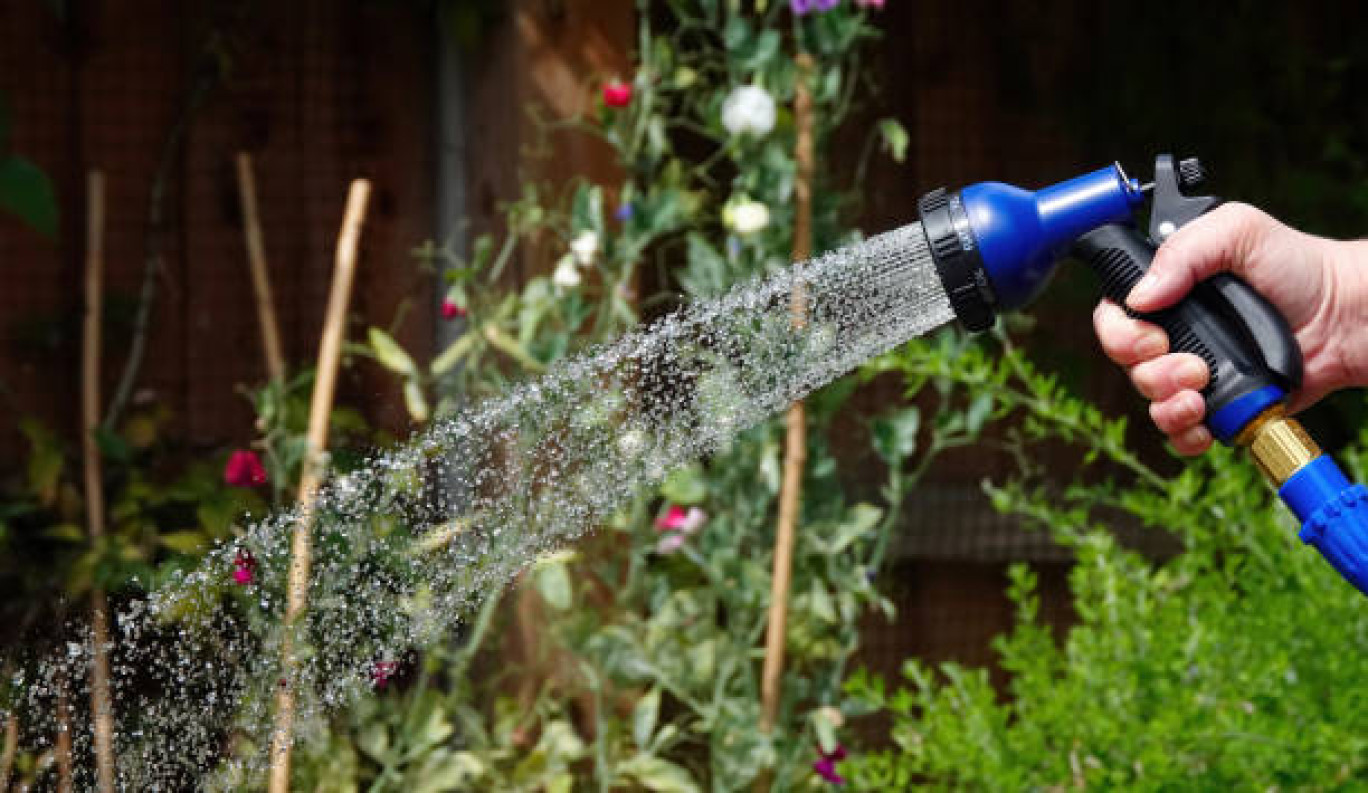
235;152;288;383
756;52;816;791
82;171;118;793
267;179;372;792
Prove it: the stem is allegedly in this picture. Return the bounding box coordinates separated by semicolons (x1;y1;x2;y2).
757;52;816;787
235;152;288;383
585;665;611;793
103;71;217;430
82;171;118;793
267;180;372;793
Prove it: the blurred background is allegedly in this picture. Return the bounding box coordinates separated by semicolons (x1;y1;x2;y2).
4;1;1368;789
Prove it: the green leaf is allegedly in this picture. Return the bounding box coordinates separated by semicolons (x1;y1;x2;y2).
827;503;883;554
94;426;132;465
811;708;839;754
403;379;430;423
809;580;838;623
871;407;920;465
532;555;573;610
159;531;210;555
20;417;63;504
661;464;707;505
965;393;994;435
430;332;477;375
571;183;604;236
357;722;390;762
617;754;700;793
878;118;909;163
0;156;58;237
633;687;661;749
367;327;418;377
43;523;85;543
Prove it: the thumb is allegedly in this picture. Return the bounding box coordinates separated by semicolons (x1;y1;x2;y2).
1127;202;1273;312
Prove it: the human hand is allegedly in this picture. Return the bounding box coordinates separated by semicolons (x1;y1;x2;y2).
1092;202;1368;455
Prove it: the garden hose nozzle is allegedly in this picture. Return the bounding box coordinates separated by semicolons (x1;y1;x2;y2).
910;154;1368;596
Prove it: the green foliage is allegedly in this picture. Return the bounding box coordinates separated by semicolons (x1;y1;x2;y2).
300;1;929;789
0;92;58;238
843;332;1368;790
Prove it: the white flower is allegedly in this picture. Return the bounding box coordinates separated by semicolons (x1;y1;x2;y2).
570;230;599;266
552;254;582;289
725;200;770;235
721;85;777;137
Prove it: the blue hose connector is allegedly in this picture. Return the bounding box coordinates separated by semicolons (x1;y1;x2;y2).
1280;455;1368;595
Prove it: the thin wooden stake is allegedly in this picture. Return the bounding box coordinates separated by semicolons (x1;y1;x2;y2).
82;171;118;793
55;675;73;793
757;53;816;787
267;179;371;793
235;152;288;383
1;711;18;790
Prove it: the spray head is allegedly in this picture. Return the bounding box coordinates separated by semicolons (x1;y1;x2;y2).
918;163;1146;330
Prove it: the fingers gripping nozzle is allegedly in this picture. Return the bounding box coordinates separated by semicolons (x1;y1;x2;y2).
1073;223;1368;596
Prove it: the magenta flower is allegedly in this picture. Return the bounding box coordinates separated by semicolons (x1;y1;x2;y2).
813;744;848;785
603;80;633;108
441;298;467;320
654;504;708;554
371;660;400;690
224;450;267;488
655;505;707;535
232;550;256;586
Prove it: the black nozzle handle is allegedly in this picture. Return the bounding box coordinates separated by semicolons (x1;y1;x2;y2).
1072;224;1302;435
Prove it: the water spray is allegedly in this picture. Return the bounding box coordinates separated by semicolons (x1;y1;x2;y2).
903;153;1368;595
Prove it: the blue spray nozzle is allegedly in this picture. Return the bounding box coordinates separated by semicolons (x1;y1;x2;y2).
961;164;1145;309
918;163;1145;330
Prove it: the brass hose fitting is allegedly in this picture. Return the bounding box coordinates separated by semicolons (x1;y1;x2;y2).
1234;404;1320;486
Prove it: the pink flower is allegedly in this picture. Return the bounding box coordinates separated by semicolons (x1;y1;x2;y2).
224;450;267;488
603;80;633;108
656;532;688;555
441;298;467;320
232;550;256;586
371;660;400;690
855;0;884;7
655;505;707;535
813;744;848;785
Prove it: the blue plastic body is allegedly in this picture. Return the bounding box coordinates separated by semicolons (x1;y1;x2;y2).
1208;385;1285;444
963;165;1145;309
1280;456;1368;595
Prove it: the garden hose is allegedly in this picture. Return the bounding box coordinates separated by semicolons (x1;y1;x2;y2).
909;154;1368;595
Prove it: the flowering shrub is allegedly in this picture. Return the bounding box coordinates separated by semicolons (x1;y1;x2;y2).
292;1;952;790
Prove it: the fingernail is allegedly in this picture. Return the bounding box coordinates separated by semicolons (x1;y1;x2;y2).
1134;332;1166;359
1176;358;1208;389
1128;272;1162;306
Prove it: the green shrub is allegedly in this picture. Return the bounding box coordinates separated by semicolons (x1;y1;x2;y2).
845;333;1368;790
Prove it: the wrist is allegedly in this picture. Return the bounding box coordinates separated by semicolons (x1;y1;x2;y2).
1319;236;1368;391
